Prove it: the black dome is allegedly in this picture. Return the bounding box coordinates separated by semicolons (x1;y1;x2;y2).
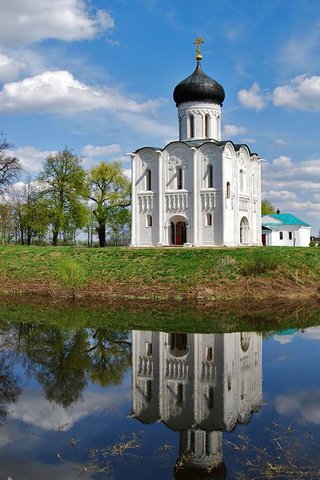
173;62;225;106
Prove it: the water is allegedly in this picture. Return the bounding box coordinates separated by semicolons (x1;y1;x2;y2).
0;317;320;479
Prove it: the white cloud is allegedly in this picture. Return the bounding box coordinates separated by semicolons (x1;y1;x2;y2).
0;70;164;114
273;75;320;111
223;124;247;137
11;387;129;431
275;139;288;146
312;193;320;202
238;74;320;112
11;146;55;173
267;190;297;201
82;144;121;157
0;54;25;83
123;168;132;180
262;156;320;232
271;155;293;169
299;327;320;341
277;21;320;73
275;390;320;425
237;83;269;111
0;0;114;46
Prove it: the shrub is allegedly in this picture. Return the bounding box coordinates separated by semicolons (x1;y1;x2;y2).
241;255;279;276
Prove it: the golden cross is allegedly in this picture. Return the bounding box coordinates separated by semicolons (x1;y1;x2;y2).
193;36;204;60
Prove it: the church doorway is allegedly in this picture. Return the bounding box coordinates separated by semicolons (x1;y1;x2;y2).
170;220;187;245
240;217;249;244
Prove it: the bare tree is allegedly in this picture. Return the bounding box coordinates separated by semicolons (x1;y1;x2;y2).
0;135;22;196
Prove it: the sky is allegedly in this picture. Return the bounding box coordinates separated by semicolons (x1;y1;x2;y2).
0;0;319;233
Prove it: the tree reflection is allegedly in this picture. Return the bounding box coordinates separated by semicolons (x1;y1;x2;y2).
0;355;21;422
87;328;131;387
0;323;131;409
30;329;90;408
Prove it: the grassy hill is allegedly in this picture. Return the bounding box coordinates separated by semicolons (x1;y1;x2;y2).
0;245;319;302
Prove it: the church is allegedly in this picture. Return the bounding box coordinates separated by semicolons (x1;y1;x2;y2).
130;39;262;247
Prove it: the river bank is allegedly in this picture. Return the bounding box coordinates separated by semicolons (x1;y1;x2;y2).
0;245;319;302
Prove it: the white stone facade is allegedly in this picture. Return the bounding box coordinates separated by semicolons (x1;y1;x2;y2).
130;65;262;247
131;140;262;247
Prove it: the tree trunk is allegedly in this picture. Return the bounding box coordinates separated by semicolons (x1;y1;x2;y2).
52;230;59;246
98;223;106;247
27;226;32;246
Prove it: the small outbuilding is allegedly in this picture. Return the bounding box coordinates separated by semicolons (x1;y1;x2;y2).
261;213;311;247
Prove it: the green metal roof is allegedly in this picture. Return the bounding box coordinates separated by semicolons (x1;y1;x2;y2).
263;213;310;227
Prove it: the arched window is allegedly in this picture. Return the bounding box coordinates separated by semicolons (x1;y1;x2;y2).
205;114;210;138
145;168;151;191
189;114;195;138
206;213;212;226
207;164;213;188
169;333;188;357
226;181;231;198
177;167;183;189
146;214;152;227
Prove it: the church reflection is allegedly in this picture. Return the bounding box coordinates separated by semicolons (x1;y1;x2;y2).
131;331;262;478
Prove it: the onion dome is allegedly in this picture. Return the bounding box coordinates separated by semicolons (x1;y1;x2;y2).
173;61;225;107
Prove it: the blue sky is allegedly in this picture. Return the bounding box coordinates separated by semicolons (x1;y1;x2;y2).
0;0;319;233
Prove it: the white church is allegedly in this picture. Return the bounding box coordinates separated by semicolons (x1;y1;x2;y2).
130;38;262;247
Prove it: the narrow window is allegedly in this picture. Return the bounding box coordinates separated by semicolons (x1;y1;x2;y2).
289;232;293;240
205;114;210;138
177;167;183;190
146;214;152;227
208;387;214;410
190;114;195;138
146;380;152;402
227;376;232;391
190;431;195;453
280;231;283;240
226;182;231;199
208;164;213;188
177;383;184;405
239;169;244;192
145;342;152;356
206;213;212;226
145;168;151;191
205;432;211;456
206;347;213;361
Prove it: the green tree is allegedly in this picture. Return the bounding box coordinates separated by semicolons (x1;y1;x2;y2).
38;149;87;245
12;177;51;245
0;135;22;197
261;199;276;215
85;161;131;247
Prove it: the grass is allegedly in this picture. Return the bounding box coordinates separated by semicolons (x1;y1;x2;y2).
0;245;320;301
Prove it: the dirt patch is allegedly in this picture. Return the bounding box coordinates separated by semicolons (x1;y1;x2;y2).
0;273;318;303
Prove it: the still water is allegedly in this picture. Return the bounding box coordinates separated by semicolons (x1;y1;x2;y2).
0;319;320;479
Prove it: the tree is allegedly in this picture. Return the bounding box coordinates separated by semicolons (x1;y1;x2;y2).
38;148;87;246
0;136;22;196
11;177;51;245
261;199;276;215
85;161;131;247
